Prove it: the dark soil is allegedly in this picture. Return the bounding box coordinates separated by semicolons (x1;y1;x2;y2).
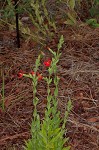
0;24;99;150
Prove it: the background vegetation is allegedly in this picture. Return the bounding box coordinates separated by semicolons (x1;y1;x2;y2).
0;0;99;44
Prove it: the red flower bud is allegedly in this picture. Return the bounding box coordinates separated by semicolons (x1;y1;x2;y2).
47;47;50;51
18;70;24;78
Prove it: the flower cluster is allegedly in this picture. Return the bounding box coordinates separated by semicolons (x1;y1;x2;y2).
18;59;51;80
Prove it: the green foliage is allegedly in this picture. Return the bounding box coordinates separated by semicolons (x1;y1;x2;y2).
60;0;99;26
23;36;72;150
86;18;99;28
59;0;78;26
89;0;99;19
77;0;99;22
1;0;15;20
23;0;56;42
1;0;99;44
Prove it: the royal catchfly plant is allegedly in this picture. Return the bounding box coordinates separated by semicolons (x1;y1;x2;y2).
20;35;72;150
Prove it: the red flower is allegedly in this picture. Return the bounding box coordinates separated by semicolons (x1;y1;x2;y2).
44;59;51;67
37;73;43;81
18;70;24;78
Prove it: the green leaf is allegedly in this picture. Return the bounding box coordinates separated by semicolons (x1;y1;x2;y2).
35;55;41;67
67;12;76;24
86;18;97;25
33;97;39;106
54;76;60;85
68;0;75;10
47;95;52;102
64;19;75;25
49;128;61;137
43;77;48;82
39;132;47;145
48;48;56;56
63;137;69;144
47;88;50;95
67;99;72;112
58;35;64;51
48;78;52;84
48;67;53;75
62;146;71;150
86;18;99;28
50;130;62;143
93;23;99;27
54;88;58;97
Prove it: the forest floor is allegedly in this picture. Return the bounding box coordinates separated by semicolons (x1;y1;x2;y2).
0;24;99;150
